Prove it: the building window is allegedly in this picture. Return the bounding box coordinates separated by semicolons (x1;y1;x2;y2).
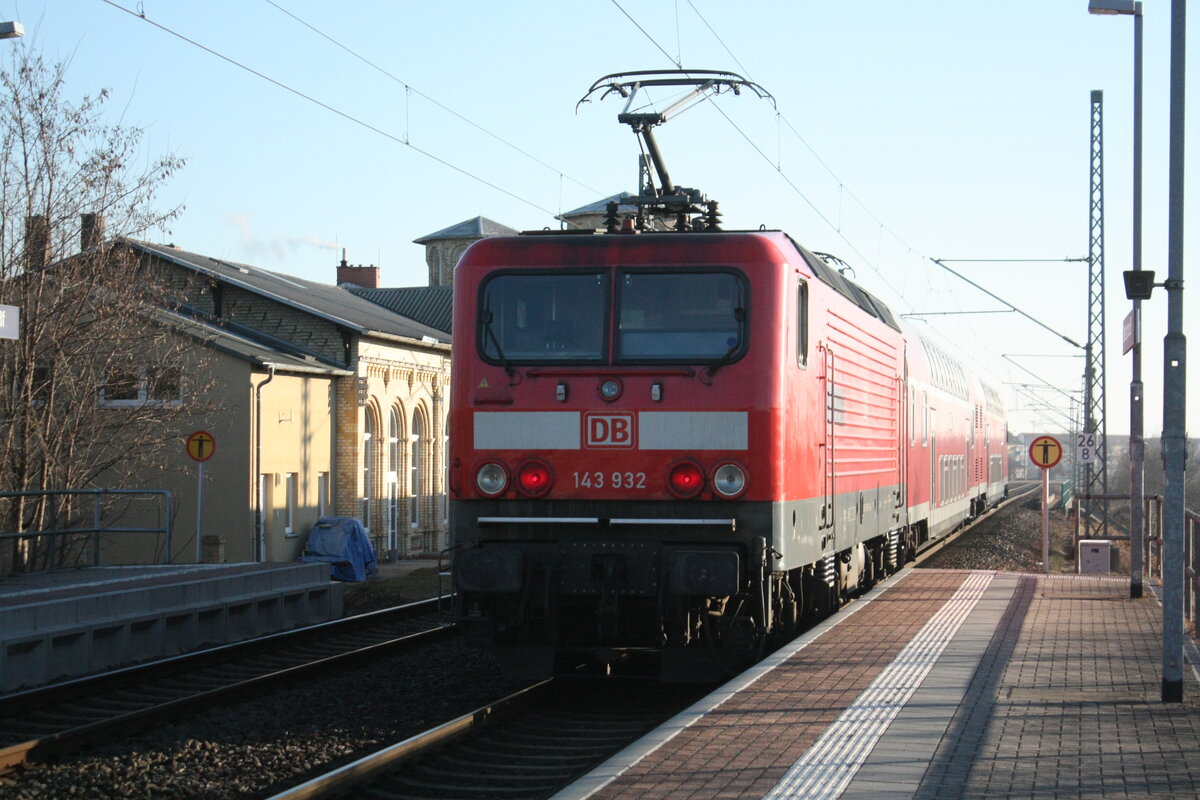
99;365;182;408
284;473;297;536
362;415;374;533
410;412;423;528
388;406;402;553
317;472;329;518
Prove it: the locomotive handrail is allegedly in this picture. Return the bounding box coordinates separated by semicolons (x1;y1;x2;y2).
478;517;601;525
477;516;737;528
609;518;736;527
526;367;696;378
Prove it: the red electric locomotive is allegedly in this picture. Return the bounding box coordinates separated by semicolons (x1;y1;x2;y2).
447;71;1007;681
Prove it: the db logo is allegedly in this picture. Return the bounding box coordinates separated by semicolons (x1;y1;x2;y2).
584;413;636;449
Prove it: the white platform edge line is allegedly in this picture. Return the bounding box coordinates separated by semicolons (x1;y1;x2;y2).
548;568;922;800
762;571;994;799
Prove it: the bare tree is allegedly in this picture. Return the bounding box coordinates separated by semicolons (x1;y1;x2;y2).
0;49;206;570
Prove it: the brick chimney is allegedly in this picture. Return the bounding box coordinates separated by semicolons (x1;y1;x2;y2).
24;215;50;271
81;213;105;252
336;250;380;289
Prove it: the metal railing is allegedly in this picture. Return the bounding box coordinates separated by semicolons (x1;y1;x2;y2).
1072;492;1200;627
1;489;173;574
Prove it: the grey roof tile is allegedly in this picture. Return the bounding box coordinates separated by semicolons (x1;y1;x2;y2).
127;240;448;345
347;285;452;337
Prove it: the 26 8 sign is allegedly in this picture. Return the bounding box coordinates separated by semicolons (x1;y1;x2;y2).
1077;433;1103;464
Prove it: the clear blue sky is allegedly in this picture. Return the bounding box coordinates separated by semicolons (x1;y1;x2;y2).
4;0;1197;438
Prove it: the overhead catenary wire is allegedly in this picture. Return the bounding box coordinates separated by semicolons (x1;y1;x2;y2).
99;0;579;227
681;2;1081;341
611;0;682;67
616;3;1086;421
261;0;603;199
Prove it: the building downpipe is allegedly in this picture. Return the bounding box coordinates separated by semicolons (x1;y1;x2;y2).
254;364;276;562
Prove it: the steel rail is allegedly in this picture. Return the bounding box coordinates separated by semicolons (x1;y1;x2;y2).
0;596;451;773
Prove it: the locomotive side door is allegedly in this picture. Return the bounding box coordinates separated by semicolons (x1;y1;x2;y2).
821;345;835;532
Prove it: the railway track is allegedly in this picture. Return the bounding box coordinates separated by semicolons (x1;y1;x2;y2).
0;596;450;773
913;482;1040;566
267;678;701;800
265;489;1044;800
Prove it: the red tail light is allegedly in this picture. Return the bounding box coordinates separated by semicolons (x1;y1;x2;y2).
517;460;553;497
668;460;705;498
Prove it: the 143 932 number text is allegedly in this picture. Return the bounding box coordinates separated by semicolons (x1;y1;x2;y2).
572;471;647;490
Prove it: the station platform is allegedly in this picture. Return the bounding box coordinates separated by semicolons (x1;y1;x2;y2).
557;569;1200;800
0;563;342;692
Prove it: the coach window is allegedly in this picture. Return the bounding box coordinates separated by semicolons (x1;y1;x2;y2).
796;279;809;368
909;387;916;446
922;391;929;446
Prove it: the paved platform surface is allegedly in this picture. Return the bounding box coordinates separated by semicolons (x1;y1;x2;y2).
556;569;1200;800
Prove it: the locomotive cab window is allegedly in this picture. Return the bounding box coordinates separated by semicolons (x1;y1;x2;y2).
616;270;747;363
478;271;608;363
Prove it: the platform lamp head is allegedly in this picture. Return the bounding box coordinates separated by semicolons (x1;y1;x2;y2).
1087;0;1141;15
1122;270;1156;300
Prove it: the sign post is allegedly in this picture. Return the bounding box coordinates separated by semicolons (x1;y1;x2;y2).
185;431;216;562
1029;435;1063;574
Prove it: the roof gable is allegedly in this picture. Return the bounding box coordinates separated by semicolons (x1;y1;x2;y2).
412;216;518;244
557;191;637;219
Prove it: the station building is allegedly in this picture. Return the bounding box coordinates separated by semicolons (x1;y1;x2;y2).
6;215;535;569
100;238;454;565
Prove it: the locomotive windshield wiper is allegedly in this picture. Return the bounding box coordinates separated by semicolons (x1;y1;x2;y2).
480;309;517;379
705;305;745;380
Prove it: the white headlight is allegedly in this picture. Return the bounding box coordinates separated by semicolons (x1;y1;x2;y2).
476;462;508;496
599;378;622;401
712;463;746;497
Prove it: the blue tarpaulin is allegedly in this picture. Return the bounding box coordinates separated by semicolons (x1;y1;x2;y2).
301;516;377;582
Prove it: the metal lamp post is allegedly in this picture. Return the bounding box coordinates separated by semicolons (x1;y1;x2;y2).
1088;0;1144;599
1158;0;1187;704
1091;0;1188;703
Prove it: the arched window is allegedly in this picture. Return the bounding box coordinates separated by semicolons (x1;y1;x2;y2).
410;411;423;527
362;409;375;533
387;406;402;553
